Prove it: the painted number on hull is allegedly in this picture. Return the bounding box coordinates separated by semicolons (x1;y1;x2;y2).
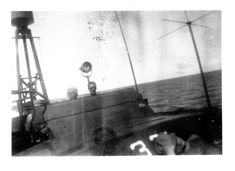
130;140;152;155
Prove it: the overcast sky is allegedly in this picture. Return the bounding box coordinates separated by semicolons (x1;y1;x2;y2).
11;11;221;100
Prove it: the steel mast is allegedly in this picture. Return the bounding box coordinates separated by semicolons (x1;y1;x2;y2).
157;11;216;110
115;11;139;93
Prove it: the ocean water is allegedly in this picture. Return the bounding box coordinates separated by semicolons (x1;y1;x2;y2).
11;70;221;118
138;70;222;113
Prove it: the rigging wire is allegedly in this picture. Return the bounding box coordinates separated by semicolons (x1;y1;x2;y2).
191;23;209;28
162;19;186;24
157;11;216;40
157;24;187;40
191;11;216;23
184;11;190;22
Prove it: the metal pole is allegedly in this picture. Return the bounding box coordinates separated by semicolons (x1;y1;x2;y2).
187;22;212;109
115;11;139;93
15;30;23;116
28;29;49;103
22;33;36;117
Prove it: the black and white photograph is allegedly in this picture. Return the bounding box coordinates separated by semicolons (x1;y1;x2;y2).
2;0;235;170
10;10;222;156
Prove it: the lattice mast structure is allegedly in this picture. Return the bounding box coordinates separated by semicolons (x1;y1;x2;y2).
12;11;49;116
